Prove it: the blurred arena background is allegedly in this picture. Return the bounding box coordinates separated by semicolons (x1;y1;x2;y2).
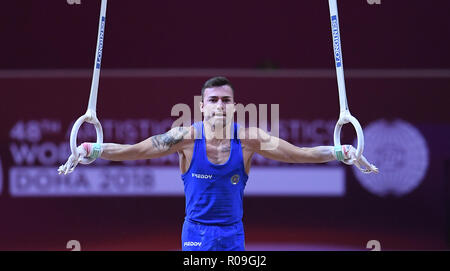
0;0;449;250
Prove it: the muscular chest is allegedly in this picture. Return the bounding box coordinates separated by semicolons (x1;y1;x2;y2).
205;141;231;164
179;140;253;174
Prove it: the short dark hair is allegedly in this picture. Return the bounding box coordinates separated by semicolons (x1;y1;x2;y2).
201;76;234;100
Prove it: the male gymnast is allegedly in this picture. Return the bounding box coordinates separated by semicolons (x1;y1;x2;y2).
59;76;378;251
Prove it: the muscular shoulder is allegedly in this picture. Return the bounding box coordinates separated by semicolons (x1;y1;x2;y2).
238;126;271;152
173;125;196;144
151;126;195;152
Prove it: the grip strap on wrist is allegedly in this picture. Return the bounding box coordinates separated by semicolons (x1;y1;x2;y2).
334;145;345;161
89;143;102;159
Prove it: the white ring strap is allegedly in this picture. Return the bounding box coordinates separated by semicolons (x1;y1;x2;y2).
69;0;107;165
328;0;364;164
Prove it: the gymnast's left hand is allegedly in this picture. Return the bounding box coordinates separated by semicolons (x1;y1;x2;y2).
335;145;379;174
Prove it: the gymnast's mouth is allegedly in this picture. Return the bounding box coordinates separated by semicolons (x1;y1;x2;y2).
213;112;226;117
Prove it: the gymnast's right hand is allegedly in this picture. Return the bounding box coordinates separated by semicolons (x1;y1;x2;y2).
58;143;101;175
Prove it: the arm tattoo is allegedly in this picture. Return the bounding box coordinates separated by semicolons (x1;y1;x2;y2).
151;127;189;150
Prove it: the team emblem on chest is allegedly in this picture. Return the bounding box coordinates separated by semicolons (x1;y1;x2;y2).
230;174;240;185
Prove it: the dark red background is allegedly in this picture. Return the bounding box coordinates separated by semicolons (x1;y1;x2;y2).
0;0;449;251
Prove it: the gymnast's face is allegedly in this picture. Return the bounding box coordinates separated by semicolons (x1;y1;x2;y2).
200;85;236;127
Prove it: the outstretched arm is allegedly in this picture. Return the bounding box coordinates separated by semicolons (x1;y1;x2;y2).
242;127;335;163
242;127;378;172
58;126;193;174
101;126;192;161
